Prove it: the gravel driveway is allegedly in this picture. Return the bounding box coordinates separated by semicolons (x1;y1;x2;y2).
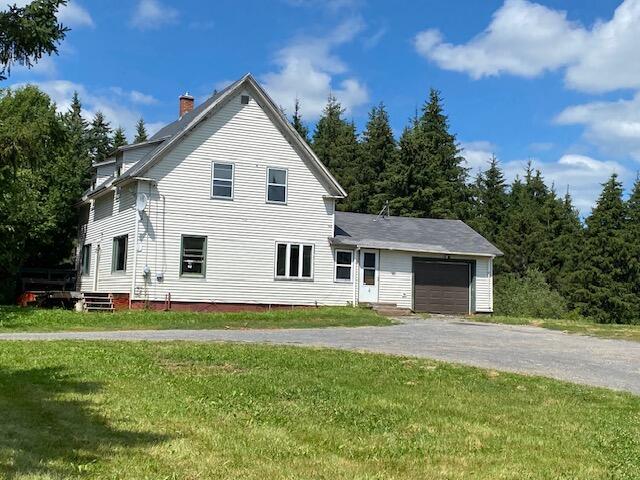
1;316;639;395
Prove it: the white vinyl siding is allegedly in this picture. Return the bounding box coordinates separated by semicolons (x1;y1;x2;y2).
474;257;493;312
77;187;135;293
132;89;352;305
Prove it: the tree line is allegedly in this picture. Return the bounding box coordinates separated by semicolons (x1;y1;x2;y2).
0;86;149;301
1;84;638;324
293;91;640;325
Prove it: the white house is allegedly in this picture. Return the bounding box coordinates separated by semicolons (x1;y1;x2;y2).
77;74;501;314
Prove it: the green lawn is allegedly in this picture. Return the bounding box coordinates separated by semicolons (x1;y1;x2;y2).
0;341;638;479
0;306;392;332
472;315;640;342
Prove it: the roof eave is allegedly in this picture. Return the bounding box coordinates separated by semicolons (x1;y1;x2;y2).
330;237;500;258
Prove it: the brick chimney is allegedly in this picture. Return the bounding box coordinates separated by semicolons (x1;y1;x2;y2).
179;92;194;117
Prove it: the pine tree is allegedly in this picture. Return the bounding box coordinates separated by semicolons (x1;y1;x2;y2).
312;95;359;211
134;118;148;143
386;89;470;219
88;111;112;163
112;126;127;149
61;91;91;189
291;98;309;143
495;163;552;276
626;175;640;322
573;174;635;323
469;155;508;243
351;103;397;214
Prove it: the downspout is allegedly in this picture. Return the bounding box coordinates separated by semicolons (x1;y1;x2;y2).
129;183;140;309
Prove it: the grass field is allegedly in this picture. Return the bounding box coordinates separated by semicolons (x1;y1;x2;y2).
474;315;640;342
1;341;638;479
0;306;392;332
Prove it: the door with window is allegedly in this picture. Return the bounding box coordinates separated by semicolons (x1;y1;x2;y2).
359;249;378;303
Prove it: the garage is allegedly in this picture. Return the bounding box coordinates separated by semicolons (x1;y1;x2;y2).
413;260;471;314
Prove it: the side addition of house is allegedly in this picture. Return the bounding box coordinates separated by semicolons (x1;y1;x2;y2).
77;73;502;314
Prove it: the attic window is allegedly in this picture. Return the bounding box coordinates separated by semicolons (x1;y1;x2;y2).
240;95;250;105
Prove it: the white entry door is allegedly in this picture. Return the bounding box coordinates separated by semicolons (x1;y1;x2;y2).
359;249;379;303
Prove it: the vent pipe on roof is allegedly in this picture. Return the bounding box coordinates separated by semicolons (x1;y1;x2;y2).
179;92;194;117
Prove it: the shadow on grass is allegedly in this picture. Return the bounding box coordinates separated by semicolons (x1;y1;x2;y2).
0;366;168;479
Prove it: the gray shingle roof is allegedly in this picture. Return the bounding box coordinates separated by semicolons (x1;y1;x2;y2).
333;211;502;256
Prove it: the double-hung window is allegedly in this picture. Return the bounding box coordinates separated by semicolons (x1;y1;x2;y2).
181;236;207;276
266;167;287;204
112;235;128;272
334;250;353;282
211;162;234;199
275;242;313;279
81;244;91;275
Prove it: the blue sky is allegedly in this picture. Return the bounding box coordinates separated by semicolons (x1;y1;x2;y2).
4;0;640;213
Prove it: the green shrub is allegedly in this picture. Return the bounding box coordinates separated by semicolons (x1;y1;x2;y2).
494;269;569;319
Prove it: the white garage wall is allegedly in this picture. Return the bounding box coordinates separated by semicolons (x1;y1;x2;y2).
377;250;494;312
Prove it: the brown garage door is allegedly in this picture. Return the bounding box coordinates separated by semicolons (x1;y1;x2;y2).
413;261;470;314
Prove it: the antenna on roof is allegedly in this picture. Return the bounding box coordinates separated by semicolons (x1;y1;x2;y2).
374;200;390;222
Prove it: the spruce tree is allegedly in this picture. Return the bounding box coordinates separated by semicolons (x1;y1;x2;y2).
495;164;551;276
88;111;112;163
626;176;640;322
469;155;508;243
573;174;635;323
312;95;359;211
134;118;148;143
112;126;127;149
291;98;309;143
387;89;470;219
351;102;397;214
61;91;91;189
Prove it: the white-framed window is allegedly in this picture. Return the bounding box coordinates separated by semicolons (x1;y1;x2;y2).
211;162;234;199
180;235;207;276
275;242;313;279
81;244;91;275
334;250;353;282
112;235;128;272
266;167;287;204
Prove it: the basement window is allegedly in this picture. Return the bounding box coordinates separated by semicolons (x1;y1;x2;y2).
81;244;91;275
275;242;313;280
334;250;353;282
112;235;128;272
181;236;207;276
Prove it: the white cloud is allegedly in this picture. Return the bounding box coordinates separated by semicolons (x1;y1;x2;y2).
262;18;369;119
414;0;640;93
555;93;640;161
503;154;629;213
14;80;164;138
58;2;94;28
130;0;178;30
460;141;497;177
414;0;587;79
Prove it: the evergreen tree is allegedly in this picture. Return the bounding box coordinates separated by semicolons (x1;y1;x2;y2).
0;0;68;80
469;155;508;243
88;111;112;163
61;91;91;189
495;163;552;276
544;188;583;302
351;103;397;214
312;95;359;211
112;126;127;149
573;174;635;323
134;118;148;143
291;98;309;143
387;89;470;219
626;175;640;322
